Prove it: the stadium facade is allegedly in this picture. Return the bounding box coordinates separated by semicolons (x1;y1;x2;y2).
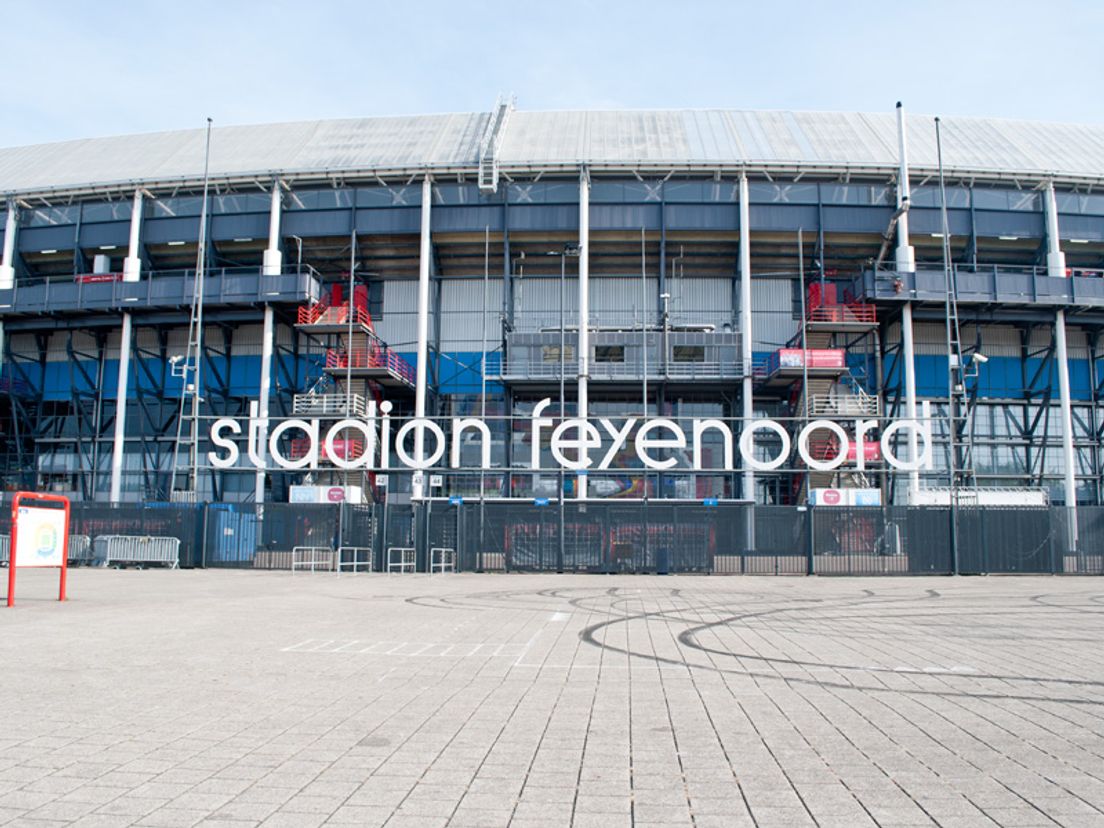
1;100;1104;535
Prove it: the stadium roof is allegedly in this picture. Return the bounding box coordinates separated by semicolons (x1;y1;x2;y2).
2;108;1103;197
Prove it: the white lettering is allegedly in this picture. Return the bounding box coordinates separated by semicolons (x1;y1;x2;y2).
692;419;734;471
598;418;636;469
451;418;492;469
395;418;447;469
854;418;879;471
208;395;939;476
325;419;377;469
531;398;554;470
797;420;850;472
208;418;241;468
551;419;603;470
636;419;687;470
269;419;319;470
882;415;933;471
739;420;791;471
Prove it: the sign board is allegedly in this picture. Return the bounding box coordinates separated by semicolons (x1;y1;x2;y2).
702;497;719;507
777;349;846;369
808;488;883;507
288;485;363;504
7;492;70;607
908;487;1048;507
449;495;463;506
429;474;443;488
533;497;550;507
14;505;67;567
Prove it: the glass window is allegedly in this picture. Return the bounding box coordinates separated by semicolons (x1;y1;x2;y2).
212;194;270;214
972;188;1040;212
594;345;625;363
147;196;204;218
910;186;970;209
22;206;77;227
82;202;132;223
672;345;705;363
748;182;818;204
283;189;355;211
542;345;574;363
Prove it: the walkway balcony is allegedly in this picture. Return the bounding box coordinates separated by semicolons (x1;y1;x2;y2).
856;264;1104;309
324;346;416;389
0;266;321;317
753;348;847;388
495;331;742;386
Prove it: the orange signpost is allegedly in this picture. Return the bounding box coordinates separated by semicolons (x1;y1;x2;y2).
6;492;70;608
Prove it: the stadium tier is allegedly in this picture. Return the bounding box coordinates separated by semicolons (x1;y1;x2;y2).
1;103;1103;512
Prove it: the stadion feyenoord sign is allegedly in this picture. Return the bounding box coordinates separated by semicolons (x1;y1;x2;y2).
208;398;935;473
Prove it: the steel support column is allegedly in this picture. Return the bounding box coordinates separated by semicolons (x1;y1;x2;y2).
1046;181;1078;549
738;172;753;504
255;304;274;503
578;170;590;499
263;178;283;276
109;312;133;502
413;175;432;500
896;103;920;499
0;201;17;289
123;189;143;282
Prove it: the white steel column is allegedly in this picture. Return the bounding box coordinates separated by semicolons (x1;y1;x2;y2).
578;170;590;499
263;179;283;276
1046;181;1079;548
896;103;920;498
0;201;17;289
254;304;274;503
109;312;133;502
123;189;143;282
413;175;432;500
112;188;144;500
739;172;754;503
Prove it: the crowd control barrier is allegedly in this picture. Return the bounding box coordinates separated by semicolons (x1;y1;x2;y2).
93;535;180;568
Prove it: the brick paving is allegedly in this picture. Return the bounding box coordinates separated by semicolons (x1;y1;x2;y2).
2;569;1104;826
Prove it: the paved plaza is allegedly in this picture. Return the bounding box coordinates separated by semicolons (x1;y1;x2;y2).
2;571;1104;827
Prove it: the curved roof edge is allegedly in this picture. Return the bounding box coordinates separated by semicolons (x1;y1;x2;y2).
2;108;1103;198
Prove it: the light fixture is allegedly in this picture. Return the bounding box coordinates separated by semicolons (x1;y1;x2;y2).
998;235;1018;241
1069;238;1090;244
929;233;944;238
233;237;253;243
40;249;57;254
167;240;186;246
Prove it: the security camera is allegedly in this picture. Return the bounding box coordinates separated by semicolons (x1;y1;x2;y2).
169;355;183;365
972;353;989;364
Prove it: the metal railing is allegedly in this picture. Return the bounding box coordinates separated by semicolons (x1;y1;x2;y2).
495;359;741;381
0;264;321;313
93;535;180;568
297;303;374;327
807;303;876;324
4;500;1096;576
754;349;846;378
293;393;367;417
806;392;880;417
325;348;416;386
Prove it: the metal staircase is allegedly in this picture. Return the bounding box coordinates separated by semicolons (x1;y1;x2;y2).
756;286;881;505
478;95;514;193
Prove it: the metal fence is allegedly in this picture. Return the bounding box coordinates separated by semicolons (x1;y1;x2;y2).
2;496;1104;575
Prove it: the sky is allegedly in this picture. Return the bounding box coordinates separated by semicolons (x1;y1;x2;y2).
2;0;1101;148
